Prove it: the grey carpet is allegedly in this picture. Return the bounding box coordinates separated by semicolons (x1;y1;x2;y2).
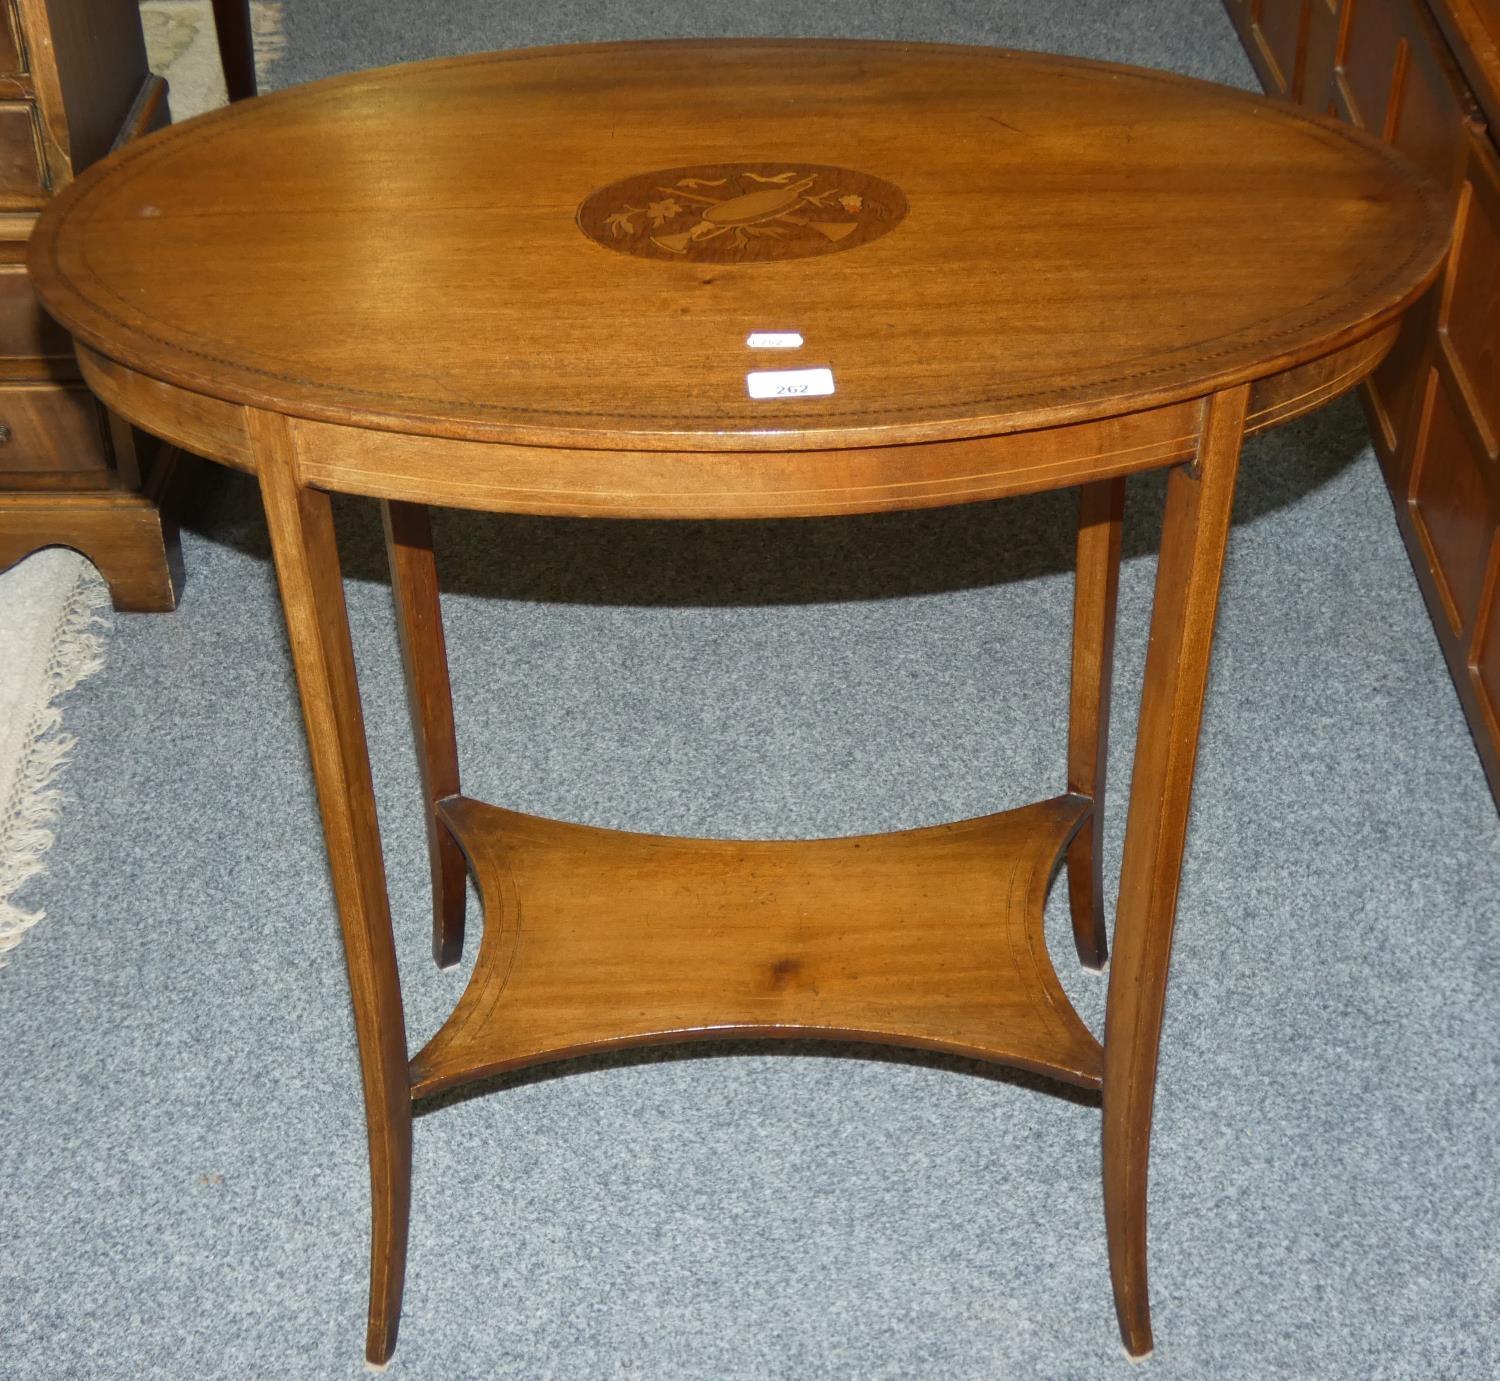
3;3;1498;1378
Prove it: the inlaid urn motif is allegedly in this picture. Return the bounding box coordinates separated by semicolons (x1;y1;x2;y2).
577;162;908;263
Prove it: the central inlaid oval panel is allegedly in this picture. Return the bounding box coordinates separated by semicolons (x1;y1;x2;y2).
577;163;908;263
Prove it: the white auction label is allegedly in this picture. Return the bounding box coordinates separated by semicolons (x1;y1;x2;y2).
746;331;804;350
746;367;835;400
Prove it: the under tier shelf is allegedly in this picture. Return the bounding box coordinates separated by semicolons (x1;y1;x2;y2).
409;794;1102;1097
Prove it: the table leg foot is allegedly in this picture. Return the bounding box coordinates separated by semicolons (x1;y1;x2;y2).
363;1096;413;1369
364;1204;408;1366
1065;816;1109;971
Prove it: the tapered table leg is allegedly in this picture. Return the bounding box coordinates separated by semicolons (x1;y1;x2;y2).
1102;385;1248;1358
210;0;257;102
382;501;466;968
252;412;413;1367
1066;477;1125;969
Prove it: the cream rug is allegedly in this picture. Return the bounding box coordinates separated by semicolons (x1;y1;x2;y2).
0;2;283;961
141;1;285;115
0;554;108;956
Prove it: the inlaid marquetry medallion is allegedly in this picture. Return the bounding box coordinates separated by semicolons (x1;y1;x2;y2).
577;163;908;263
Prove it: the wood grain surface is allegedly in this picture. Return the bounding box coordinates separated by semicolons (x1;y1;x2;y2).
0;486;182;610
26;35;1457;1366
1066;477;1125;970
68;326;1403;518
1102;384;1249;1359
380;499;465;969
29;39;1448;453
411;793;1100;1099
255;414;413;1364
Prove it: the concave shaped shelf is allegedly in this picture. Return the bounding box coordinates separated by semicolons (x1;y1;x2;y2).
409;794;1102;1098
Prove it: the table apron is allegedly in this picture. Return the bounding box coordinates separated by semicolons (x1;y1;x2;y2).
75;325;1394;517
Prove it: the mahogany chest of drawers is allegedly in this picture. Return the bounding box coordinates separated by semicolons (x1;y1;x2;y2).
0;0;181;610
1225;0;1500;803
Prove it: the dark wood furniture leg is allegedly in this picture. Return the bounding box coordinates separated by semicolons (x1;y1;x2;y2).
252;413;412;1367
210;0;257;103
382;500;466;968
1102;385;1248;1358
1066;476;1125;969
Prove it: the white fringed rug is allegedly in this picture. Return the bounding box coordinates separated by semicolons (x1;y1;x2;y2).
0;2;283;962
141;0;286;114
0;553;108;956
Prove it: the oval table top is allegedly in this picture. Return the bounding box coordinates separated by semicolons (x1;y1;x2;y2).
29;38;1449;455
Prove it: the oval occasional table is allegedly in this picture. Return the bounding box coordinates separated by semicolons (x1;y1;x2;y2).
27;39;1448;1366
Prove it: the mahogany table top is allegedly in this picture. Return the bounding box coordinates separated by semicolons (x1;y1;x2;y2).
29;39;1449;456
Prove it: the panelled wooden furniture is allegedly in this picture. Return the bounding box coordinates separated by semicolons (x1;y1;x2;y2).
28;41;1447;1365
1225;0;1500;801
0;0;188;610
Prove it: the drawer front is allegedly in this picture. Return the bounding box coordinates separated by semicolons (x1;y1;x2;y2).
1442;137;1500;451
1255;0;1310;97
0;99;41;200
0;262;74;363
1335;1;1476;468
1477;542;1500;748
1331;0;1477;162
1337;0;1405;130
0;384;111;477
1304;0;1343;114
1384;3;1478;186
1410;365;1500;634
0;2;22;79
1367;290;1434;467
